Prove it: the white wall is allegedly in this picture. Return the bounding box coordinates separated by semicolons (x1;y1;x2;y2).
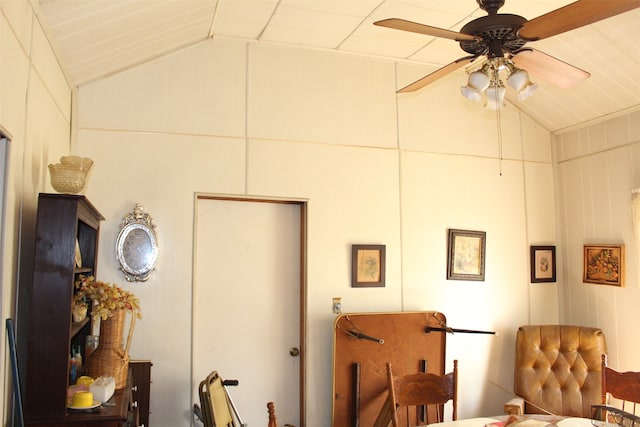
554;111;640;371
74;38;558;426
0;0;72;423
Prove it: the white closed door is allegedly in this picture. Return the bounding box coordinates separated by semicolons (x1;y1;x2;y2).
193;197;302;427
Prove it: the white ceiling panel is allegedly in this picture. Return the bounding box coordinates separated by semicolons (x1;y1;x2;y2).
371;0;478;28
497;0;575;20
278;0;380;17
212;0;278;39
410;36;472;64
260;3;365;48
36;0;640;133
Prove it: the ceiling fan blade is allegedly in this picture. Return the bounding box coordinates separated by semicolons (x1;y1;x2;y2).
398;56;477;93
374;18;481;42
512;49;590;89
518;0;640;41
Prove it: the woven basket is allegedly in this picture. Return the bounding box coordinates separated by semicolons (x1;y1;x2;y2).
85;309;136;389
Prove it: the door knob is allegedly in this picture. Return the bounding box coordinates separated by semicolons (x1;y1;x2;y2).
289;347;300;357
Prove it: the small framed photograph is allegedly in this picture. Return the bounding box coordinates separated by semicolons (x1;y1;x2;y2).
583;244;625;286
447;229;486;281
351;244;385;287
530;246;556;283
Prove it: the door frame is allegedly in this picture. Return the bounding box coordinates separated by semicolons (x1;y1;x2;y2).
193;194;308;426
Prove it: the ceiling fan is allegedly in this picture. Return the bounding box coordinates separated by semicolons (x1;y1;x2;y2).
374;0;640;97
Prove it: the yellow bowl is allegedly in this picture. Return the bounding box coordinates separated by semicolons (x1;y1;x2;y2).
76;376;94;386
71;391;94;408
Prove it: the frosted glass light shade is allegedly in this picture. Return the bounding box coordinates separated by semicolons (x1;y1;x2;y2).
461;85;483;102
461;68;491;102
507;68;538;100
518;81;538;100
485;85;506;110
468;70;491;92
507;69;529;91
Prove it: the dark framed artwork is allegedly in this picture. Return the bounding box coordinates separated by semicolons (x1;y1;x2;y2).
351;244;386;287
583;244;625;286
530;245;556;283
447;229;486;281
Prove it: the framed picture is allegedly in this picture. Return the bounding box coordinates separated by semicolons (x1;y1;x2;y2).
351;244;385;287
583;244;625;286
447;229;486;281
530;246;556;283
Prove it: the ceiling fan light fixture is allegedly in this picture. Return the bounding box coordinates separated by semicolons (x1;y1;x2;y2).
468;69;491;92
460;59;537;107
484;83;506;110
505;62;537;101
461;85;483;102
375;0;640;101
461;63;492;102
506;68;529;92
517;81;538;100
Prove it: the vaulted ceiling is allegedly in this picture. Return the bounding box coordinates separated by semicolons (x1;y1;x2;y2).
37;0;640;133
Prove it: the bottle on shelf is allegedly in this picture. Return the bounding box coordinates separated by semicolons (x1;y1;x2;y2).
69;353;77;385
75;345;83;372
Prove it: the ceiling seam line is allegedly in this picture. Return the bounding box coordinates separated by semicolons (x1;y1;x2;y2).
335;0;386;49
245;42;251;196
207;0;221;38
256;0;283;41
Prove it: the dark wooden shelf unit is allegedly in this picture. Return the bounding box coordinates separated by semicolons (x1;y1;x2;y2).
23;193;152;426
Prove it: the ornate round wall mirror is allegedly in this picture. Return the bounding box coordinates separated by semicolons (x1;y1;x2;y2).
116;204;158;282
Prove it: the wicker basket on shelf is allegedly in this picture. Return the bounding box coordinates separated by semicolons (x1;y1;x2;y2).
74;275;141;389
85;309;136;389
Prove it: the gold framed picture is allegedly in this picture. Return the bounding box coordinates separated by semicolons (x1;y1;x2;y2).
583;244;624;286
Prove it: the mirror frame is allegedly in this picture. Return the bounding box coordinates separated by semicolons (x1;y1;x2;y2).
116;204;158;282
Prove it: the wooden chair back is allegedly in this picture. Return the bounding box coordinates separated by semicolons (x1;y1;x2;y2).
592;355;640;425
373;361;458;427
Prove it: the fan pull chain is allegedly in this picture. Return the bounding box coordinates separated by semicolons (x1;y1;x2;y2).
495;106;503;176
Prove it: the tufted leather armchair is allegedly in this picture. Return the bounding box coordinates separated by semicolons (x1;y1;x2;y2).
504;325;607;418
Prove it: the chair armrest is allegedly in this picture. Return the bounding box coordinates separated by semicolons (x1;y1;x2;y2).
591;404;640;424
504;397;524;415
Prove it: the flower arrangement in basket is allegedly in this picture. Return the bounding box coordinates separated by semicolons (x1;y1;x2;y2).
74;275;142;389
74;275;142;321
